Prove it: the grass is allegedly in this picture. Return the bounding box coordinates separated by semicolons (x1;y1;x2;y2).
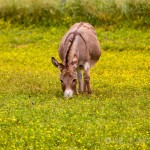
0;0;150;27
0;24;150;149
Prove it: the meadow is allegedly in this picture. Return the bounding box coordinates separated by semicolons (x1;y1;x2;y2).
0;0;150;27
0;20;150;149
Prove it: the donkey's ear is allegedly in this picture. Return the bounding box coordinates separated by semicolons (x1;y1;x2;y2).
71;54;78;68
51;57;64;70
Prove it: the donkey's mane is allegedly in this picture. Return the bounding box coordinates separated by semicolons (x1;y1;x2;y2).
64;23;87;65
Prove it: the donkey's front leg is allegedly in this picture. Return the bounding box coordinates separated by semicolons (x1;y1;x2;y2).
84;72;92;94
83;62;92;94
77;70;83;93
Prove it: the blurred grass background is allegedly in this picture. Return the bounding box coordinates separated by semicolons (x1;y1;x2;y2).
0;0;150;27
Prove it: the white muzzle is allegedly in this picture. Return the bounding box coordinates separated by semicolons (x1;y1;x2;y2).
64;89;73;97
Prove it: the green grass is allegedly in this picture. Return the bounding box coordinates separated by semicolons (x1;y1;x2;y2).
0;0;150;27
0;25;150;149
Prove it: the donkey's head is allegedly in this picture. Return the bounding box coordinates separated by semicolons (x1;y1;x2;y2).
51;55;78;97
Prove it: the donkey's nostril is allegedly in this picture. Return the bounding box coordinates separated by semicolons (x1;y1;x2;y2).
64;89;73;97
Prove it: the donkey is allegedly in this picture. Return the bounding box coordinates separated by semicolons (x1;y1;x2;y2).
52;22;101;97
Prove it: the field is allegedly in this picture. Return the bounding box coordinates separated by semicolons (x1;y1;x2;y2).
0;0;150;27
0;22;150;149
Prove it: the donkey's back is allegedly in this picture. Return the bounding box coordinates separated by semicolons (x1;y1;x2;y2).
58;22;101;67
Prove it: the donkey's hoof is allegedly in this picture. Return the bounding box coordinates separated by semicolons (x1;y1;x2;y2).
88;90;92;94
78;89;83;94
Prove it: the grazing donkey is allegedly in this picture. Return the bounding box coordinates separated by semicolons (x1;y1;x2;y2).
52;22;101;97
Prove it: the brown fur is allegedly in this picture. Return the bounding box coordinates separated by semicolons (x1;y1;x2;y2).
52;22;101;97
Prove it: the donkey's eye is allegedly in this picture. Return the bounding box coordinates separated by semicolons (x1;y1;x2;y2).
60;80;63;83
72;79;76;83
